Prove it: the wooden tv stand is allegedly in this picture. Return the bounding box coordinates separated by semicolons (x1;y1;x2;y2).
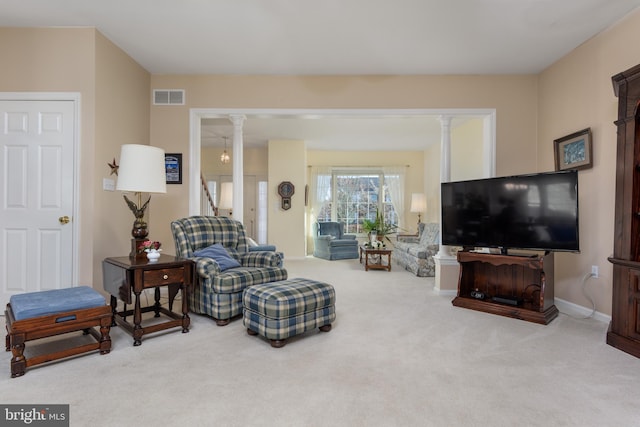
452;250;558;325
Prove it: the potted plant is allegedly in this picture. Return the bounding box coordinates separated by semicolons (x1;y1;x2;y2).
362;218;379;247
362;208;398;243
138;240;162;261
375;209;398;238
362;218;378;235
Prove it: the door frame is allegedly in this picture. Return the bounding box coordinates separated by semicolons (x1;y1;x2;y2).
0;92;81;285
189;108;497;215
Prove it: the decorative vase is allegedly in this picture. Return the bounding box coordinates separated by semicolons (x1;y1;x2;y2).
146;249;161;262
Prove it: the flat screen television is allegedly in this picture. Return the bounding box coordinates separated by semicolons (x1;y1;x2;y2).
441;170;579;253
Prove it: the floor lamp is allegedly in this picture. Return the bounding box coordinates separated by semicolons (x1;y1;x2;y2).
410;193;427;231
116;144;167;258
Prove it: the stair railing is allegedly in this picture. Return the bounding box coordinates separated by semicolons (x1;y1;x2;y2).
200;174;218;216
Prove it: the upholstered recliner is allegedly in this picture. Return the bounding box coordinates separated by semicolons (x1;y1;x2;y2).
313;222;359;260
171;216;287;325
394;222;440;277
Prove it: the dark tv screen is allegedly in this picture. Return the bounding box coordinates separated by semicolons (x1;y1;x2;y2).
441;170;579;252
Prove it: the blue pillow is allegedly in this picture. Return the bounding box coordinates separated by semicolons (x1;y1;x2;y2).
193;243;241;271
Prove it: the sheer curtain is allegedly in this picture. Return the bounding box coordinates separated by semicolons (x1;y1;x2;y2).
383;166;407;229
308;166;332;253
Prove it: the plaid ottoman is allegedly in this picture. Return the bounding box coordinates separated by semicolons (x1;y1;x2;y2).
243;278;336;348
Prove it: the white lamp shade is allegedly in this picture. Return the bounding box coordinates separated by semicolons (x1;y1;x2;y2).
410;193;427;213
219;182;233;210
116;144;167;194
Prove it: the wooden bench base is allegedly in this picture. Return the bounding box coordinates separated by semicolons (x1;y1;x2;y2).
5;304;112;378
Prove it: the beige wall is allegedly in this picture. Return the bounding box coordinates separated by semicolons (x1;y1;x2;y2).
0;28;150;291
148;103;190;250
150;75;538;180
424;143;441;223
451;118;484;181
149;74;538;263
0;28;95;290
268;140;307;257
0;28;97;287
93;31;151;285
537;9;640;316
202;146;268;178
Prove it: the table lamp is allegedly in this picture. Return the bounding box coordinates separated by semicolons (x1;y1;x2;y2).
410;193;427;230
116;144;167;257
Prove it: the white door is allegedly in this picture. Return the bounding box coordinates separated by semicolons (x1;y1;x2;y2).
243;175;257;239
0;99;76;306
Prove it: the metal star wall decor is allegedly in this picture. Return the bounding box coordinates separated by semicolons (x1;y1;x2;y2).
108;158;119;176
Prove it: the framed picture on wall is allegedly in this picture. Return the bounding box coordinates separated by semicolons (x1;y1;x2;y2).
554;128;593;171
165;153;182;184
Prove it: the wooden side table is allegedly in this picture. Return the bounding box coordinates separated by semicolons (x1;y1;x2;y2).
102;255;193;346
359;245;392;272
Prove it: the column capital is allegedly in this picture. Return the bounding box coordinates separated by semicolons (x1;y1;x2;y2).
228;114;246;127
439;115;452;127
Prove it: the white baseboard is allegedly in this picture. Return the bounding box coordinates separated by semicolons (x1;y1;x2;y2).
554;297;611;323
435;289;457;297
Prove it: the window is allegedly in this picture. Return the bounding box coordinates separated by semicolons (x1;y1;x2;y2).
316;170;398;234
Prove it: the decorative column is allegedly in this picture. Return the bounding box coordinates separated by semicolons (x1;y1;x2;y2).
437;115;452;258
433;115;458;293
229;114;245;223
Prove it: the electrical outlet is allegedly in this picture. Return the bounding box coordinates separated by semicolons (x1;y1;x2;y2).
591;265;599;278
102;178;115;191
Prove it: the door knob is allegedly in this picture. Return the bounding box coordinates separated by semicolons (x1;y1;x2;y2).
59;216;70;224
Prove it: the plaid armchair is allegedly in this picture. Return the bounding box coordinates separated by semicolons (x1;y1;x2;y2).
171;216;287;325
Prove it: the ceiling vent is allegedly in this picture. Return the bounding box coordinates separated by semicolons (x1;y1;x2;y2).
153;89;185;105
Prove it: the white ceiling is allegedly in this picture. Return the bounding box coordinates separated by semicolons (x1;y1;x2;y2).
3;0;639;150
201;115;473;150
3;0;638;75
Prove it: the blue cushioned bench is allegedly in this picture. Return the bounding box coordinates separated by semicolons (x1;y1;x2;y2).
5;286;112;377
243;278;336;348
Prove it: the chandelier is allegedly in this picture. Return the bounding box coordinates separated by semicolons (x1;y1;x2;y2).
220;136;230;164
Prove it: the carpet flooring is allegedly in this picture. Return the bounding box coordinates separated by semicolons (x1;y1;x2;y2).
1;257;639;426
